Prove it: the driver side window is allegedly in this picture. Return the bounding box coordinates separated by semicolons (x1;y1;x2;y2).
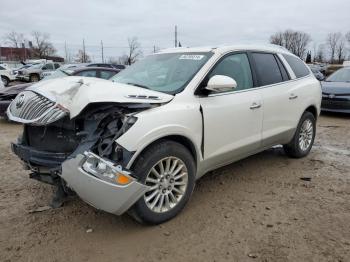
208;53;253;91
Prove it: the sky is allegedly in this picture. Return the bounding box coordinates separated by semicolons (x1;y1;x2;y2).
0;0;349;62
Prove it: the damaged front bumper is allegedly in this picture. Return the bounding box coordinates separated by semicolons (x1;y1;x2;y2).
12;141;148;215
61;152;148;215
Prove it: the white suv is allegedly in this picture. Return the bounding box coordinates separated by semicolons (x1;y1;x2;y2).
8;45;321;224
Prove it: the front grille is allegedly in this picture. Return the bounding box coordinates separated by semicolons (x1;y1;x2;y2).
25;117;82;153
7;91;67;125
322;99;350;110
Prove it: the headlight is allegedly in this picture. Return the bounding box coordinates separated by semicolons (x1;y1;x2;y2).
82;151;134;186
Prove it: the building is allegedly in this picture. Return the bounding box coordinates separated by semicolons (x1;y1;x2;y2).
0;46;64;62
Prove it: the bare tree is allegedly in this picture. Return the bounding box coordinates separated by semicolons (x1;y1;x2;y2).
31;31;56;58
74;49;91;63
125;37;142;65
3;31;25;48
326;32;342;64
346;32;350;43
269;29;311;59
315;44;325;63
336;36;346;63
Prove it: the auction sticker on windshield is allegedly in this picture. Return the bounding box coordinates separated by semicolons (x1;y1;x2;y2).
179;54;204;60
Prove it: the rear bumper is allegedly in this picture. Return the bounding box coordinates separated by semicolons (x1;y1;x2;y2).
61;154;148;215
0;100;11;117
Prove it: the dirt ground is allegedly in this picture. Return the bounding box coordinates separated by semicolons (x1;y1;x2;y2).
0;114;349;262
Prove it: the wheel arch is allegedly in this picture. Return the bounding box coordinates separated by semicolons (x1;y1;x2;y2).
1;75;10;85
304;105;318;119
127;134;200;170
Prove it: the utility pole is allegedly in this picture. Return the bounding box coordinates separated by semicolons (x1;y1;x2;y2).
175;25;178;48
64;41;68;62
101;40;104;63
83;38;86;63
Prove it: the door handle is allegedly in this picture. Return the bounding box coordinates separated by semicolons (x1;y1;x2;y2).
250;102;261;110
289;93;298;100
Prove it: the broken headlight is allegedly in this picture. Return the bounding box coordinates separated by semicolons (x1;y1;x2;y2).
82;151;134;186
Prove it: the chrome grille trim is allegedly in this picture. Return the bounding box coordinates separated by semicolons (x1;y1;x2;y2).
7;91;68;125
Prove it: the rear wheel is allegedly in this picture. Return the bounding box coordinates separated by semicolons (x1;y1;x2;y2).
30;74;39;82
128;140;196;224
283;111;316;158
1;76;9;86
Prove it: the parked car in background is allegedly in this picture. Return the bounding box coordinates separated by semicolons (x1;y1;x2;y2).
7;45;321;224
310;67;325;81
343;61;350;67
0;67;120;118
321;67;350;113
16;61;61;82
87;63;126;70
0;64;17;86
43;66;120;80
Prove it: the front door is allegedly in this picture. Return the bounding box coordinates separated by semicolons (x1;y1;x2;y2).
198;52;263;170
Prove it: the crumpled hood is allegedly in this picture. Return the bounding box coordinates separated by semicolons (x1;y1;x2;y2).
27;76;174;118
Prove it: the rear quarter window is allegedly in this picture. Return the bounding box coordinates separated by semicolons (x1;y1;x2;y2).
283;54;310;78
251;53;283;86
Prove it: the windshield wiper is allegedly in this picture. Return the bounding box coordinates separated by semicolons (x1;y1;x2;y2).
126;82;150;90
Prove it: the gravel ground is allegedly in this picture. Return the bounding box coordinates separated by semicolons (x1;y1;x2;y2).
0;114;349;262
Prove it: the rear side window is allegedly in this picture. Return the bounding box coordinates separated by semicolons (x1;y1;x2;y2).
251;53;283;86
283;54;310;78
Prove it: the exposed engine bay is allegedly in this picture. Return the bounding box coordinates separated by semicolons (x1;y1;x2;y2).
12;103;151;184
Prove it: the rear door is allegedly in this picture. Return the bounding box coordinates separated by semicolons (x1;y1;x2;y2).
198;52;263;169
250;52;298;147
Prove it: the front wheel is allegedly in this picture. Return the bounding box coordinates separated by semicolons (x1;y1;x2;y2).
128;140;196;224
283;111;316;158
1;76;9;86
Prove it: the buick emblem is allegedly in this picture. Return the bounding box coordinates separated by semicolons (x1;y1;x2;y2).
329;94;335;99
16;94;25;109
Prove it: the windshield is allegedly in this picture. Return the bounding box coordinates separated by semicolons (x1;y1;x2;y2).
110;52;213;94
29;63;43;69
326;68;350;82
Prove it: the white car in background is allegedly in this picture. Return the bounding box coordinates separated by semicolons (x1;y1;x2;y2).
8;44;321;224
0;64;17;86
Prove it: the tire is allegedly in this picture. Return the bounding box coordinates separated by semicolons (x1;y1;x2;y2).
128;140;196;224
283;111;316;158
1;76;9;87
30;74;39;82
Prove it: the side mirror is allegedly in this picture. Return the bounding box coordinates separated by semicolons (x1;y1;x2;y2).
205;75;237;93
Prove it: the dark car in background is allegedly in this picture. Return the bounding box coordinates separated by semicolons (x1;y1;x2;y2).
321;67;350;113
0;67;121;119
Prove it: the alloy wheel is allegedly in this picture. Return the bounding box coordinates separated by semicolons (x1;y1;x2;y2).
144;157;188;213
298;119;313;151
